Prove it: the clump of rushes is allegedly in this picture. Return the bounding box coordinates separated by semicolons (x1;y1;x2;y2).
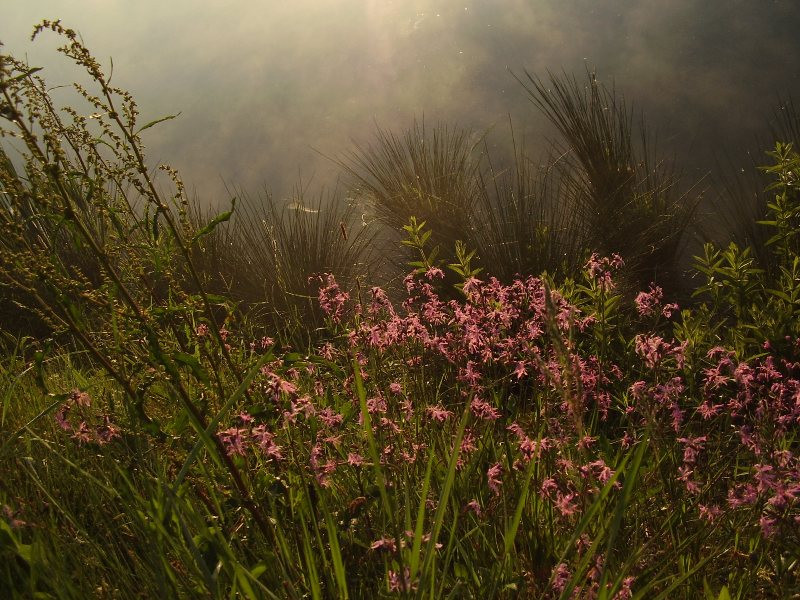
471;125;589;282
516;70;699;296
339;120;483;268
341;73;701;295
1;21;799;600
189;186;377;346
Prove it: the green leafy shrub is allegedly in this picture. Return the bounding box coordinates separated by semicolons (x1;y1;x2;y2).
693;142;800;354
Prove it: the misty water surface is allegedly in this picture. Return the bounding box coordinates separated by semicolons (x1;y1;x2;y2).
4;1;800;205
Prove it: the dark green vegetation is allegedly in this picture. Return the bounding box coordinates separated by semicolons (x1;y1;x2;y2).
1;21;799;599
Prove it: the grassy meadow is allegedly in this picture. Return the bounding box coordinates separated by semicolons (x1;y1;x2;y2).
1;21;799;598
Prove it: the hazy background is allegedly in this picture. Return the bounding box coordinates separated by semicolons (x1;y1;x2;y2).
4;1;800;206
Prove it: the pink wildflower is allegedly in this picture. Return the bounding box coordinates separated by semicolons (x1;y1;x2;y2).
614;576;635;600
698;504;722;522
662;302;679;318
317;407;344;428
635;334;670;368
506;422;526;440
459;361;482;386
551;563;571;595
251;425;283;460
347;452;364;467
760;514;778;538
425;266;445;280
464;499;482;517
317;273;350;323
621;431;634;449
588;459;614;484
370;537;397;552
71;421;93;444
677;435;707;465
677;465;700;494
266;373;298;400
555;492;579;517
320;342;336;361
368;286;394;316
728;483;758;508
585;253;624;290
513;360;527;380
635;283;663;317
95;415;120;445
629;380;647;401
540;478;559;499
471;396;501;420
460;430;477;455
518;436;538;462
426;405;452;422
697;401;723;419
218;427;248;457
54;405;71;431
366;395;387;414
314;459;338;487
487;462;503;496
401;397;415;419
388;567;416;593
2;505;26;530
69;389;91;407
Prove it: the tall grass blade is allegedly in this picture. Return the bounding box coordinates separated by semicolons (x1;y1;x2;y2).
300;512;323;600
409;446;437;582
319;492;350;599
417;399;471;598
352;356;393;519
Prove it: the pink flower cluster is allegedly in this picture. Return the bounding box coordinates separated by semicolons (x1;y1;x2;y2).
217;412;284;462
585;252;624;291
316;273;350;323
630;336;800;538
54;388;120;445
634;283;678;319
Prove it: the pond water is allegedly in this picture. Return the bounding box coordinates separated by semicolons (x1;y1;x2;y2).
4;1;800;205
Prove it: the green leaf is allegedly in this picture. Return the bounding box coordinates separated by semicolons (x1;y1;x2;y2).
135;112;181;134
172;351;210;384
190;198;236;245
2;67;43;86
235;566;259;600
282;352;304;364
249;564;268;579
767;288;792;302
420;400;471;590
